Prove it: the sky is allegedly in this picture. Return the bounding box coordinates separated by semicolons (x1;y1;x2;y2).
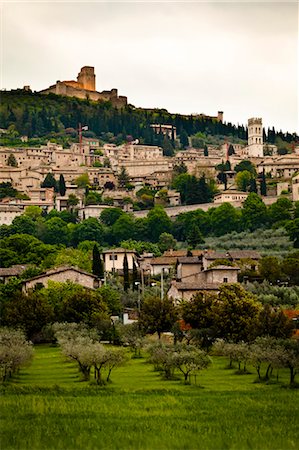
0;1;298;133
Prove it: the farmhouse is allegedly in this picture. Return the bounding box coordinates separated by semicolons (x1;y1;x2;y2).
22;266;100;293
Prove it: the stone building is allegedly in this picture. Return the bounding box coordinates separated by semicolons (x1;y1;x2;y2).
22;266;100;293
102;248;138;273
247;118;264;157
40;66;127;109
0;205;23;225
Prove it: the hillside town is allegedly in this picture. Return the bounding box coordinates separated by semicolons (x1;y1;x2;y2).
1;1;299;447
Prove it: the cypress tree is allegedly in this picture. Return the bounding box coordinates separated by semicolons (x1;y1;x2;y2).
123;252;130;292
204;145;209;157
92;244;104;278
249;177;257;193
260;169;267;196
59;174;66;196
41;173;58;192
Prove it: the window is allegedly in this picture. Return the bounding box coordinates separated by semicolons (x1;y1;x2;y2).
223;277;228;283
109;254;118;261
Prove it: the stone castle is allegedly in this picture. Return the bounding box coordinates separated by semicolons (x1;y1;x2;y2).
40;66;127;109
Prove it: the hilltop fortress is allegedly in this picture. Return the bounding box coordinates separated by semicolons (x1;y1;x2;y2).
40;66;127;109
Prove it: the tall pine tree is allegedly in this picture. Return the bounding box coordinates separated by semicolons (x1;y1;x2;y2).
123;252;130;292
92;244;104;279
59;174;66;196
260;169;267;196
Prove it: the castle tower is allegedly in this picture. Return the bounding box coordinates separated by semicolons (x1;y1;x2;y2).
77;66;96;91
247;118;263;157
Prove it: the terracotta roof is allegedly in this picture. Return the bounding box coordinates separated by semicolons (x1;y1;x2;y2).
0;265;29;277
175;282;221;291
23;266;98;283
204;252;230;260
228;250;261;260
150;257;178;265
163;250;188;257
103;248;137;254
205;265;240;271
177;257;202;264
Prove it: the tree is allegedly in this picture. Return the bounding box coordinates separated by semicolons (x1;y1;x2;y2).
117;166;130;188
162;135;174;156
75;173;90;188
72;218;104;246
285;218;299;248
203;145;209;157
139;296;178;339
146;206;172;242
212;284;262;342
67;194;79;212
249;177;258;193
260;169;267;196
179;129;189;148
234;160;256;175
97;285;122;315
186;223;204;248
100;207;124;226
123;253;130;292
7;154;18;167
209;203;241;236
180;293;215;330
259;256;282;284
42;217;70;245
11;215;37;236
111;214;136;244
242;193;268;231
236;170;254;192
92;244;104;279
41;173;58;192
257;304;294;339
2;291;54;340
158;232;177;253
24;205;43;220
173;345;211;383
0;328;33;382
268;198;293;225
58;174;66;196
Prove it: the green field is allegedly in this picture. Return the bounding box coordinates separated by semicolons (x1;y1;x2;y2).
1;345;298;450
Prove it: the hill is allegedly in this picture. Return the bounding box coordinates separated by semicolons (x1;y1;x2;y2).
1;89;296;152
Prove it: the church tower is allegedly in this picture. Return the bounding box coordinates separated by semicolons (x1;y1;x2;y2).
77;66;96;91
247;118;263;157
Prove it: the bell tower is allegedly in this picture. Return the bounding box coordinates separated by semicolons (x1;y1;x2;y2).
77;66;96;91
247;118;263;157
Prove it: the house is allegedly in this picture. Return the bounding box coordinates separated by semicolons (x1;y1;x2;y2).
0;265;29;284
102;248;138;273
214;190;249;204
148;256;178;276
0;205;23;225
167;254;240;301
22;266;100;293
167;280;220;302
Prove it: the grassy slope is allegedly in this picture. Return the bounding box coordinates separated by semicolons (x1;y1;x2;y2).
1;345;298;450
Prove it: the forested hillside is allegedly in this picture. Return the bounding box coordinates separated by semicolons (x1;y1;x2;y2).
1;90;297;150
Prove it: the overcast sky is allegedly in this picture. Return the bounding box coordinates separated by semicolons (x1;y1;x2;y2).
1;1;298;133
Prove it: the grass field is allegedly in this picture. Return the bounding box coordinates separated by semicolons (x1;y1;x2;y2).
1;344;299;450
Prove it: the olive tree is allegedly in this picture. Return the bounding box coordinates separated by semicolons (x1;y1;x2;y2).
0;328;33;382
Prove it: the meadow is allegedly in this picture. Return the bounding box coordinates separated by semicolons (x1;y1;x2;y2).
1;345;298;450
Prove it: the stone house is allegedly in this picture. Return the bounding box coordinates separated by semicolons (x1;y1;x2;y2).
0;265;29;284
0;205;23;225
22;266;100;293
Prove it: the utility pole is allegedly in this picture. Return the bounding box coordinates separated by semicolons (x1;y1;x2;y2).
161;268;164;300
